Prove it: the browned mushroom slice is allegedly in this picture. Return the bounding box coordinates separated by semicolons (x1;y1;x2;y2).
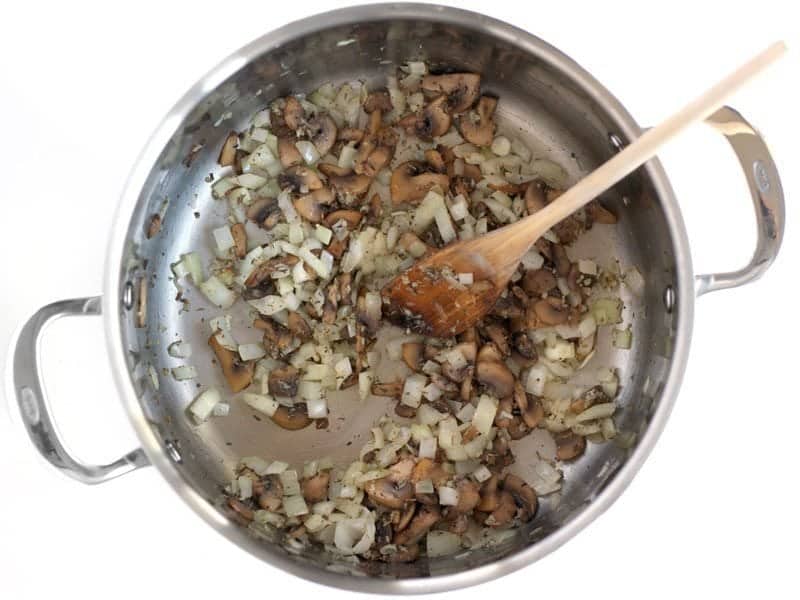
339;127;365;143
476;475;500;512
421;73;481;113
301;470;330;503
512;331;537;360
396;503;417;533
569;386;607;414
555;430;587;461
270;404;312;430
279;166;323;192
525;180;547;214
328;173;373;198
401;95;451;140
476;342;504;364
423;149;447;174
458;95;497;147
483;323;510;356
368;192;383;223
488;180;523;195
268;365;300;397
209;334;254;393
586;200;618;224
515;383;544;429
324;209;362;230
410;457;450;486
522;268;557;296
254;317;295;357
390;161;450;205
245;255;300;287
485;490;516;527
364;477;414;510
286;311;312;339
218;131;238;167
245;197;277;224
227;498;255;523
401;342;423;371
532;297;570;326
293;193;325;223
502;474;538;522
257;474;283;510
394;402;417;419
364;89;393;113
230;223;247;259
551;242;571;277
283;96;304;131
393;505;441;546
318;162;353;177
360;145;393;177
372;381;403;398
308;114;337;157
453;479;481;513
278;136;303;168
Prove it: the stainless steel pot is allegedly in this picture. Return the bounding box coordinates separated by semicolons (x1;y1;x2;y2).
10;4;784;594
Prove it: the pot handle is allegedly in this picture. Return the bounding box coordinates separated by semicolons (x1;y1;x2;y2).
694;105;785;296
11;296;149;484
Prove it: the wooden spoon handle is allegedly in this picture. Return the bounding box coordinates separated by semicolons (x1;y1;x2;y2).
507;41;787;247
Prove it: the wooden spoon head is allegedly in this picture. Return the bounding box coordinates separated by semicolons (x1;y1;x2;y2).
381;233;521;337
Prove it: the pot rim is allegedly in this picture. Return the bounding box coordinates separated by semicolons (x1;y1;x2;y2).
103;3;694;594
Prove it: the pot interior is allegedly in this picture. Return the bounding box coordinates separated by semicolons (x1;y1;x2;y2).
115;9;683;583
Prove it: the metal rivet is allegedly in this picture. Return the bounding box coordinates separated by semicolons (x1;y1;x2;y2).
663;285;675;313
609;133;625;153
122;281;135;310
165;440;182;463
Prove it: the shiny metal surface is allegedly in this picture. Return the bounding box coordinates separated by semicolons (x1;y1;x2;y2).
11;297;149;484
9;3;783;595
695;106;785;296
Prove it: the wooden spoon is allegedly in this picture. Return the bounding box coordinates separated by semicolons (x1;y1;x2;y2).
382;42;785;337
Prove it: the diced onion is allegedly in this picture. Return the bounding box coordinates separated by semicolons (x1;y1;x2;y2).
189;387;221;423
437;486;459;506
415;479;434;494
472;465;492;482
212;402;230;417
418;403;446;426
238;343;266;361
295;140;321;165
472;395;498;435
283;495;309;517
171;365;197;381
401;374;427;408
167;341;192;358
358;371;373;401
243;393;279;417
200;276;237;309
248;295;286;315
418;437;437;459
612;326;632;349
242;456;271;475
591;297;623;326
490;136;511;156
427;531;462;558
307;397;329;419
334;515;375;555
238;476;253;500
264;460;289;475
213;226;235;252
280;470;301;496
576;402;616;422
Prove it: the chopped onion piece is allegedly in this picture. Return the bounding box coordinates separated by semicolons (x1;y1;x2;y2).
576;402;616;422
591;297;623;326
358;371;373;401
212;402;230;417
171;365;197;381
233;173;268;189
278;190;300;224
200;276;237;309
242;393;279;417
280;470;301;496
213;226;235;252
334;515;375;555
307;396;329;419
624;267;645;296
418;437;437;459
315;225;333;245
264;460;289;475
238;343;266;361
283;495;309;517
434;204;457;243
612;326;633;349
238;476;253;500
401;374;427;408
472;395;498;435
427;531;462;558
418;402;446;426
189;387;221;423
167;341;193;358
178;252;204;284
295;140;321;165
472;465;492;482
415;479;434;494
437;486;459;506
248;295;286;316
457;272;474;285
491;136;511;156
578;259;598;275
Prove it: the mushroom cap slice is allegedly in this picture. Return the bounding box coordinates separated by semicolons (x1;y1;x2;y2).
308;114;337;157
364;89;393;113
270;404;312;430
278;137;303;168
293;193;325;223
267;365;300;397
301;470;330;503
390;161;450;205
421;73;481;113
208;334;254;393
458;95;497;147
364;477;415;509
279;166;323;192
283;96;304;131
393;505;441;546
402;95;451;140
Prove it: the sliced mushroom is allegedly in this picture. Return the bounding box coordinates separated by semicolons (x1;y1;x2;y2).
301;470;330;503
516;385;544;429
494;397;514;429
525;180;547;214
327;173;373;198
307;114;337;157
357;144;393;177
257;474;283;510
286;311;312;339
396;503;416;533
324;209;362;230
293;194;325;223
364;89;393;113
476;475;500;512
209;334;254;393
522;268;557;296
402;95;451;140
390;161;450;205
503;473;537;522
421;73;481;113
245;255;299;287
401;342;423;371
459;96;497;147
453;479;481;514
368;192;382;223
555;430;587;461
283;96;304;131
339;127;365;143
393;505;441;546
279;165;323;193
507;418;529;440
218;131;239;166
569;385;607;414
483;324;510;356
318;162;353;177
364;477;414;510
270;404;312;430
485;490;516;527
476;342;504;364
227;497;254;523
255;317;295;357
586;200;618;224
246;197;278;225
533;297;570;326
460;374;473;402
424;149;447;173
410;458;450;486
395;402;417;419
372;381;403;398
268;365;300;397
551;242;571;277
231;223;247;259
278;136;303;168
512;331;537;361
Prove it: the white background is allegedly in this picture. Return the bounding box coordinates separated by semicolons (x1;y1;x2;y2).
1;1;798;598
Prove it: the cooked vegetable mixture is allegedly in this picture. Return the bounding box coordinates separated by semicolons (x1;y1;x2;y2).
174;61;637;562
